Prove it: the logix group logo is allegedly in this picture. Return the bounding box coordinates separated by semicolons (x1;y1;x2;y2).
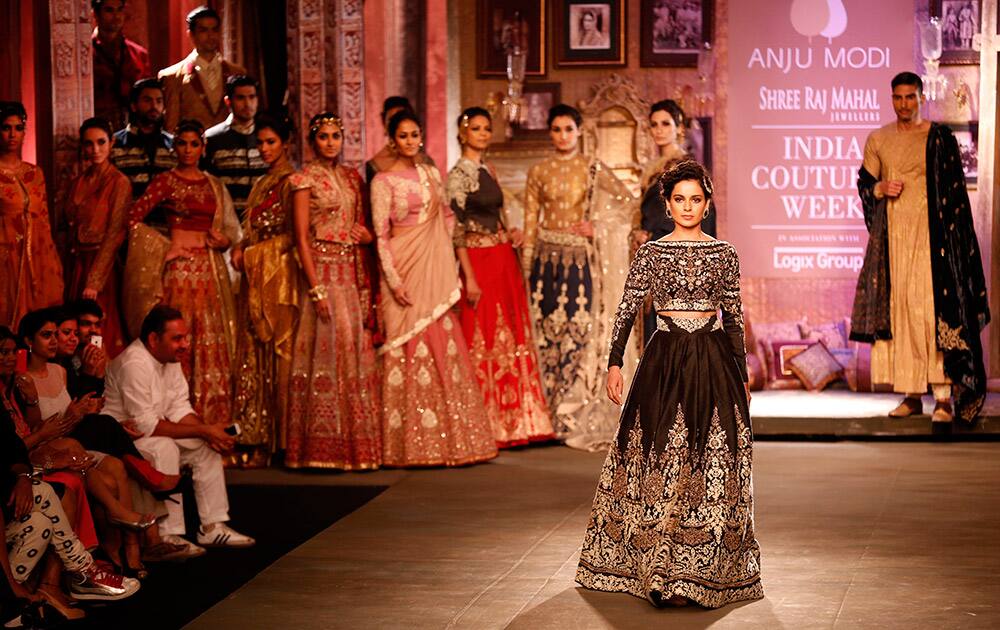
790;0;848;42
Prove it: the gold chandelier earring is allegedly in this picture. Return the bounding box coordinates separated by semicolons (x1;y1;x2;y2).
388;139;398;155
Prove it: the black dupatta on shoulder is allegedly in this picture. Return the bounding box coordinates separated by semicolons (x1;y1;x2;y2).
850;122;990;422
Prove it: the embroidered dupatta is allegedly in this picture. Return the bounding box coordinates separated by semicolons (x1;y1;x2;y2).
850;123;990;422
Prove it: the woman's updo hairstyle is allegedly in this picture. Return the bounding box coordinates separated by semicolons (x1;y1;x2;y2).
173;119;205;139
387;109;422;139
307;111;343;143
649;99;686;130
546;103;582;128
456;106;491;143
79;117;113;141
0;101;27;123
658;159;714;201
256;112;294;143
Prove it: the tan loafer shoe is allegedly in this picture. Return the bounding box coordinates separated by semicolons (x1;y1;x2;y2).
888;397;923;417
931;402;954;423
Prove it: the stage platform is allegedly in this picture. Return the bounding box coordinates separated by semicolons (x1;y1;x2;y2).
751;391;1000;438
190;441;1000;629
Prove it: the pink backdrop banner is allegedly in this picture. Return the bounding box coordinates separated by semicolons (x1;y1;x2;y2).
727;0;914;278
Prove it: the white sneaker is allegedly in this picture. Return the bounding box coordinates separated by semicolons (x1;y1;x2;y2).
196;523;256;548
160;534;207;558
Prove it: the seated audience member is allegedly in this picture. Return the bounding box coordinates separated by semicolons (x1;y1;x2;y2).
62;299;108;398
47;307;195;564
1;402;139;614
103;305;256;554
1;325;97;618
21;308;178;495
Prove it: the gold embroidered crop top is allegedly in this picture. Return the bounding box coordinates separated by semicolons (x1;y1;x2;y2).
608;239;748;381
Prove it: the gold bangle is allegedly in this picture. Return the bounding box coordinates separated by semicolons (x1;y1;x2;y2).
307;285;328;302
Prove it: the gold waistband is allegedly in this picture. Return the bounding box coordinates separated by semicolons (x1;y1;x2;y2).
311;240;355;255
538;227;589;248
463;230;510;248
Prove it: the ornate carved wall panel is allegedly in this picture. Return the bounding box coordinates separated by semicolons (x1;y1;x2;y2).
287;0;365;167
48;0;94;201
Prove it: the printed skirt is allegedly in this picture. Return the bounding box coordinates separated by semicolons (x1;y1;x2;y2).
287;243;382;470
161;250;234;426
576;315;763;609
459;240;554;447
528;239;592;431
381;311;498;467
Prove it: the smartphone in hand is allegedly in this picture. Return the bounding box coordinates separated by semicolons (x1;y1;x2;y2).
224;424;242;437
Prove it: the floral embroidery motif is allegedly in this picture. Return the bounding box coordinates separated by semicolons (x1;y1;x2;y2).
576;406;763;609
936;317;970;351
609;240;747;381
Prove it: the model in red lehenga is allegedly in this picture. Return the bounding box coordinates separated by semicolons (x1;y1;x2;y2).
285;112;382;470
61;118;131;357
371;110;497;467
123;119;240;426
0;101;64;329
447;107;553;447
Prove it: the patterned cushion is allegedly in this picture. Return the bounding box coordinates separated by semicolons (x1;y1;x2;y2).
799;319;849;349
767;339;811;384
787;342;844;391
827;347;858;390
753;320;805;383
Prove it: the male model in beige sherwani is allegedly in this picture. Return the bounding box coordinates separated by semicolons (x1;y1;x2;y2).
159;6;246;132
862;77;950;421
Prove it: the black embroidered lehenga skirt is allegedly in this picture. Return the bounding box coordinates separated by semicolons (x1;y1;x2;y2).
576;315;763;608
528;237;593;430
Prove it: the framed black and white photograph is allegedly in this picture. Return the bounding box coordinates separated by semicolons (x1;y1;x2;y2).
554;0;625;66
477;0;547;77
514;82;562;140
640;0;713;67
932;0;982;64
946;121;979;186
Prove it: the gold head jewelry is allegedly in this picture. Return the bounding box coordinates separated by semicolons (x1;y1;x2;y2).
310;114;343;135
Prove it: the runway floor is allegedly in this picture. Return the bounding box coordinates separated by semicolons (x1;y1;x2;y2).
190;441;1000;629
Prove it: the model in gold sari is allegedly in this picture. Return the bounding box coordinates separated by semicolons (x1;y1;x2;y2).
230;121;301;466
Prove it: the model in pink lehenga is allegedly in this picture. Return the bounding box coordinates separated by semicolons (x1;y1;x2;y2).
447;107;553;447
285;112;382;470
371;110;497;467
61;117;131;357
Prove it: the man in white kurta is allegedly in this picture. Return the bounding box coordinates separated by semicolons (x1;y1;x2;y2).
103;305;254;553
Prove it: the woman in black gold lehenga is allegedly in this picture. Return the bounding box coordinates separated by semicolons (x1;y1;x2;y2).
576;160;763;608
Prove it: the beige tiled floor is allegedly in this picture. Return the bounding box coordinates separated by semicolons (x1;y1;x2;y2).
192;442;1000;629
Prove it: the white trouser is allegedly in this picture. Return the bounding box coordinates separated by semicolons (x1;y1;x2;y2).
134;436;230;536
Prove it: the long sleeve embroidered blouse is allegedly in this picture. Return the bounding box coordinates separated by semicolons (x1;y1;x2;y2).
521;154;590;265
371;164;452;291
63;163;132;291
608;239;748;381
